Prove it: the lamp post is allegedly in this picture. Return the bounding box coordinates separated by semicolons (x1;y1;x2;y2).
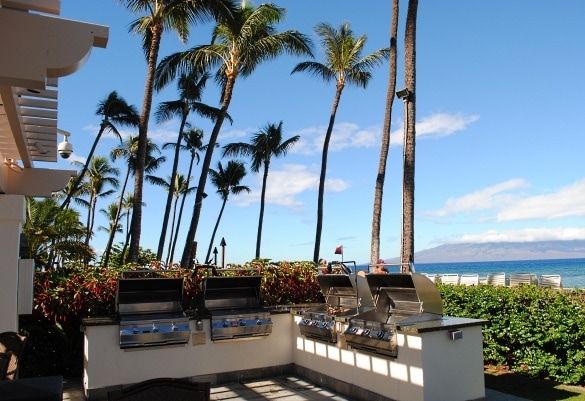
396;88;412;273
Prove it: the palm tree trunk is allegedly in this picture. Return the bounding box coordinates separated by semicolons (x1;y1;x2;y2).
157;109;188;260
401;0;418;272
103;167;131;267
255;163;269;259
129;24;162;262
371;0;399;266
205;198;227;264
165;195;180;266
313;86;344;264
170;154;195;264
180;77;235;268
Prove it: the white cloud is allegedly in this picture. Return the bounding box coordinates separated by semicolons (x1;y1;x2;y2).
450;227;585;243
390;112;480;146
425;178;528;217
497;179;585;221
233;164;350;210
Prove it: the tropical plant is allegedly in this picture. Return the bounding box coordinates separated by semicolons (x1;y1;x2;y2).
119;0;238;263
154;2;314;268
204;160;250;264
23;197;93;269
371;0;400;266
400;0;418;272
291;22;390;263
222;121;299;259
60;91;138;210
153;70;228;261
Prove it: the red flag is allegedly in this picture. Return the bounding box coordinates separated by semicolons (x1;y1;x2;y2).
334;245;343;255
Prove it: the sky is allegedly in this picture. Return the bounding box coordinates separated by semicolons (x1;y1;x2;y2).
46;1;585;266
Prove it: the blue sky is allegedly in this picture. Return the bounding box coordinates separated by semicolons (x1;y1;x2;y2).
49;1;585;265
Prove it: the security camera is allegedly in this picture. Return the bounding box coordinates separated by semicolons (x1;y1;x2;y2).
57;129;73;159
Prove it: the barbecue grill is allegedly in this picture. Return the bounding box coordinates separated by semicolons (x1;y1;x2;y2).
202;276;272;341
298;273;374;343
344;273;442;357
116;272;191;349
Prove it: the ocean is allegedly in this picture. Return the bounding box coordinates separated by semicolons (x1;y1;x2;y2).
353;258;585;289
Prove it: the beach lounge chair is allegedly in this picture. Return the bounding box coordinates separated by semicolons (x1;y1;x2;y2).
539;274;562;289
486;272;506;286
459;273;480;286
439;274;459;285
509;272;535;287
0;332;26;380
422;273;438;283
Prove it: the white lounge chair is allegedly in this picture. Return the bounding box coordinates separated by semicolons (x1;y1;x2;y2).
459;273;480;286
421;273;438;283
509;272;535;287
486;272;506;286
539;274;562;289
439;274;459;285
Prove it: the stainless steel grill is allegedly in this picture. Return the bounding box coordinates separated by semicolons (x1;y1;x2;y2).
298;274;373;343
344;273;442;357
116;272;191;349
202;276;272;341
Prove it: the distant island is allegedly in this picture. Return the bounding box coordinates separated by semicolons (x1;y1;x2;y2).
385;240;585;264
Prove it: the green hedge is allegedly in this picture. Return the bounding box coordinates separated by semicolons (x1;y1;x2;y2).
18;263;585;385
438;283;585;384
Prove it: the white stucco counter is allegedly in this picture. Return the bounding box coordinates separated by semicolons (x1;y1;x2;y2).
82;311;487;401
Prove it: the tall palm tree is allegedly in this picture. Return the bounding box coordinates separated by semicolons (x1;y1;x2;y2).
147;173;196;266
119;0;238;263
60;91;138;210
204;160;249;264
401;0;418;272
155;2;314;268
98;202;126;266
75;157;120;247
169;128;207;264
291;22;389;263
222;121;299;259
153;70;227;260
106;136;165;266
371;0;400;266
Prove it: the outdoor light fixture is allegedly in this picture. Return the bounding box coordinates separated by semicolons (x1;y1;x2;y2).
3;157;24;173
57;128;73;159
34;141;48;154
396;88;411;101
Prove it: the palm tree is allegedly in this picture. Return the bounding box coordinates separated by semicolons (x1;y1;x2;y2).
291;22;389;263
401;0;418;272
371;0;400;266
155;2;314;268
147;173;196;266
109;135;165;264
204;160;249;264
169;128;207;264
60;91;138;210
75;156;120;247
98;202;126;266
119;0;238;263
153;70;227;261
222;121;299;259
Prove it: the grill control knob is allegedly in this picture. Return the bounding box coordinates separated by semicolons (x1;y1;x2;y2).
223;321;229;327
239;319;246;326
256;319;263;325
132;326;139;334
171;323;178;332
152;323;159;333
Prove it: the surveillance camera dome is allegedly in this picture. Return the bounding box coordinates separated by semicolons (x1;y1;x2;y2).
58;140;73;159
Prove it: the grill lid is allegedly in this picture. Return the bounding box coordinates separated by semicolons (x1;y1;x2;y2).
365;273;443;317
203;276;263;311
116;274;184;315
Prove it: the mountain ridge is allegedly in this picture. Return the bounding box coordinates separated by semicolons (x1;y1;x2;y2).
385;240;585;264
